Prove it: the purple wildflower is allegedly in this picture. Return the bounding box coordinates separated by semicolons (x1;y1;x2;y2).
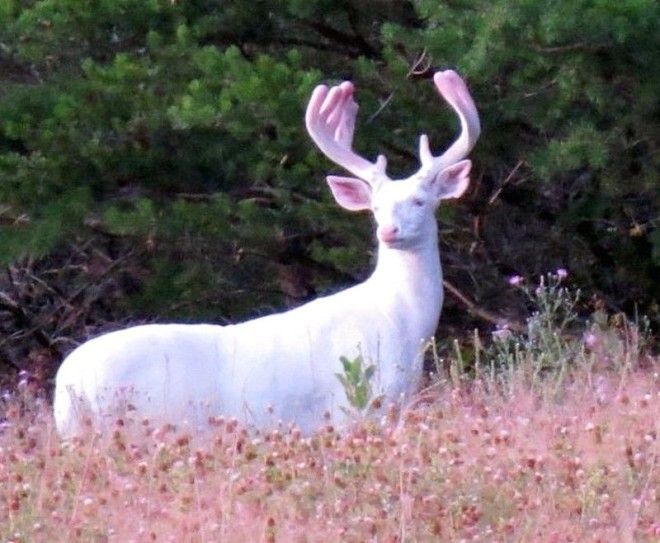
492;324;511;341
508;275;523;287
584;332;598;349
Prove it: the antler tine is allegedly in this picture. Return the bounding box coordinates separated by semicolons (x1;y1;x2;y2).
306;81;389;186
418;70;481;176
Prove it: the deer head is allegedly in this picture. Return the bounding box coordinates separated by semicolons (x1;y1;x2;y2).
305;70;480;250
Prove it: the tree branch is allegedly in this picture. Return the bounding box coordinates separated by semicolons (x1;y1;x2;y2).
0;291;54;349
200;31;361;59
443;279;525;333
299;18;379;59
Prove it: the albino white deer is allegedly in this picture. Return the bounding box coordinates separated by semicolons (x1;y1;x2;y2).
53;70;480;437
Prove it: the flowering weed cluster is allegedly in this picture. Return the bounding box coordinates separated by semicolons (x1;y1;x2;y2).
478;270;652;400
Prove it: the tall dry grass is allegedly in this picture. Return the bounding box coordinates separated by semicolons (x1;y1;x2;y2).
1;272;658;542
1;366;657;541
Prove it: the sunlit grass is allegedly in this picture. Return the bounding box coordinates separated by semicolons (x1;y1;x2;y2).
1;272;658;542
2;363;657;542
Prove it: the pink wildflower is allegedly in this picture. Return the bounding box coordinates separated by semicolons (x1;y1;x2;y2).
556;268;568;280
492;324;511;341
584;332;598;349
508;275;523;287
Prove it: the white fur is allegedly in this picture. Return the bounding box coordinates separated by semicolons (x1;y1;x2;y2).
53;71;480;436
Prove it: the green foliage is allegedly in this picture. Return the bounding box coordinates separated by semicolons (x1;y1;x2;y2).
0;0;657;357
335;354;383;414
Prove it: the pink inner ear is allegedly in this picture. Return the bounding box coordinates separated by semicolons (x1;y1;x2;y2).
326;176;372;211
432;159;472;200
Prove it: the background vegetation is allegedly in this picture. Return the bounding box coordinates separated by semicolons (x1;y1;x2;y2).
0;0;658;381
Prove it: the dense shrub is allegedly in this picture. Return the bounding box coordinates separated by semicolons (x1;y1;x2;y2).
0;0;657;376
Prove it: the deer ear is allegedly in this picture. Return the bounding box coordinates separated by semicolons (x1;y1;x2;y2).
326;175;372;211
428;159;472;201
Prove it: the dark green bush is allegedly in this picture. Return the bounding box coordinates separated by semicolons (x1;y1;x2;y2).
1;0;657;375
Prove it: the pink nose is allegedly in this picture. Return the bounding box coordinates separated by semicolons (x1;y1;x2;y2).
377;224;399;243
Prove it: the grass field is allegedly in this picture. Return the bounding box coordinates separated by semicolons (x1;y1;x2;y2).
1;275;658;542
1;363;657;542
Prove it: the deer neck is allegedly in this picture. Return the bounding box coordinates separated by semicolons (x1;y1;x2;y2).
368;228;443;338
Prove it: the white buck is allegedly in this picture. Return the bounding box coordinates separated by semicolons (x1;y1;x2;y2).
54;70;480;436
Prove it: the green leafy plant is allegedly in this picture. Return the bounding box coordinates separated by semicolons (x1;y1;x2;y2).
485;270;585;396
480;269;652;399
335;354;383;415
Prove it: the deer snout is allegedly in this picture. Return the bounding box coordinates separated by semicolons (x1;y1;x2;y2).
377;224;399;243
